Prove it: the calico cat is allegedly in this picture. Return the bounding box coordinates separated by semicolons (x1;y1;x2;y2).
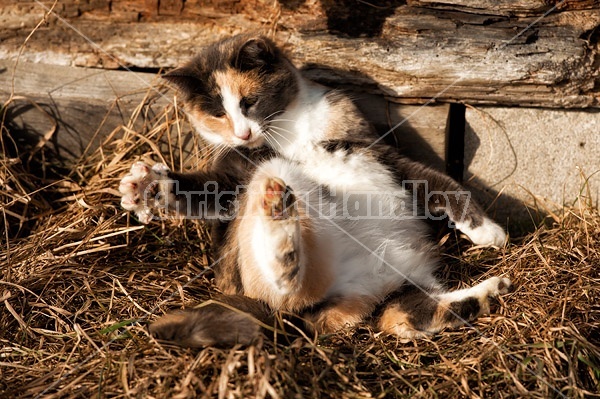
119;34;511;347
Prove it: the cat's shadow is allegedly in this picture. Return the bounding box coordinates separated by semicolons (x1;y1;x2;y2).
278;0;406;38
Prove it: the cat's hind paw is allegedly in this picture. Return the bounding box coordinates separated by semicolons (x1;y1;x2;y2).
260;177;297;219
480;276;513;297
119;162;170;224
249;176;302;294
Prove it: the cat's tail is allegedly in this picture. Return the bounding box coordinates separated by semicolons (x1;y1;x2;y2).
149;295;274;347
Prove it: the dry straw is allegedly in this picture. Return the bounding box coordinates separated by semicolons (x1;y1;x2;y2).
1;84;599;398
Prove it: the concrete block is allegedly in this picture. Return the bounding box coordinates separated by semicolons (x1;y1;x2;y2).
464;106;600;229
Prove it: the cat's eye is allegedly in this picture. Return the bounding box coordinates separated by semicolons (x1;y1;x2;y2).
213;111;226;118
240;97;257;113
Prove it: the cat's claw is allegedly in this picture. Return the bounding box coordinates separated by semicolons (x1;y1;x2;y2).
119;161;170;224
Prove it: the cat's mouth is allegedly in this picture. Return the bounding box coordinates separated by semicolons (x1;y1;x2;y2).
236;133;265;148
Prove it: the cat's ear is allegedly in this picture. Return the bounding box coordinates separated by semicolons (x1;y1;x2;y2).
162;67;203;97
234;37;278;72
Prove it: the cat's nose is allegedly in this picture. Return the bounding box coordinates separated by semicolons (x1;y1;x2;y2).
235;129;251;141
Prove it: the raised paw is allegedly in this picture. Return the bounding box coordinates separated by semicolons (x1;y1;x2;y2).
119;161;170;224
260;177;297;219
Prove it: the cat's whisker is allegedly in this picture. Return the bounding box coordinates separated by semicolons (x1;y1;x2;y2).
268;124;296;137
265;130;285;149
267;118;297;124
266;129;292;147
267;127;295;145
199;144;221;160
268;131;292;152
214;145;231;161
266;124;296;146
263;110;285;122
261;130;276;146
202;143;229;164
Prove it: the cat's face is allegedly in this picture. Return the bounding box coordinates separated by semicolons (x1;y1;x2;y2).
163;35;298;148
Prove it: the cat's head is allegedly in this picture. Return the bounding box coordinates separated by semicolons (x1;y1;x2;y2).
163;34;298;148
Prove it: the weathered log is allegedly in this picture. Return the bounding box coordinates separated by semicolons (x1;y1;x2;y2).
0;59;449;167
0;0;598;108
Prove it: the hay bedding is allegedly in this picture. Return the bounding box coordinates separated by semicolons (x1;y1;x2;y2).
1;90;599;399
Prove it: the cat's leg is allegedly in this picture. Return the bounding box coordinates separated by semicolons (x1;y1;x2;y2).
391;154;507;247
119;161;240;223
237;159;333;309
240;174;303;295
149;295;273;347
377;277;512;339
305;295;378;334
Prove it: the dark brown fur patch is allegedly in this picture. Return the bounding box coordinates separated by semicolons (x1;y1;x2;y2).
443;297;481;325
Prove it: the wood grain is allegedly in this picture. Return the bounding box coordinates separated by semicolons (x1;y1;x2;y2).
0;0;598;108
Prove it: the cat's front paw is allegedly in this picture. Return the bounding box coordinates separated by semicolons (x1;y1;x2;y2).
119;162;170;224
455;217;507;247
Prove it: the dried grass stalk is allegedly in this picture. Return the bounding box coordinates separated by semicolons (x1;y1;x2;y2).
1;88;599;399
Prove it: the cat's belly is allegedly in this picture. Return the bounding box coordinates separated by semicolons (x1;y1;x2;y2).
315;216;439;299
253;156;439;302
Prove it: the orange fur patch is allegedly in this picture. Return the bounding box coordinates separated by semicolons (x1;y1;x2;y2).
214;69;261;101
294;216;334;310
377;304;424;339
310;295;377;333
188;106;234;137
236;186;333;312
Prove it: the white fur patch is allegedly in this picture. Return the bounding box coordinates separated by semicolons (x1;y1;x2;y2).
455;217;507;247
440;276;512;302
267;80;330;155
220;85;262;145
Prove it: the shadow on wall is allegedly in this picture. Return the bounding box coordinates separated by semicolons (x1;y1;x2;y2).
278;0;405;37
464;126;543;235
